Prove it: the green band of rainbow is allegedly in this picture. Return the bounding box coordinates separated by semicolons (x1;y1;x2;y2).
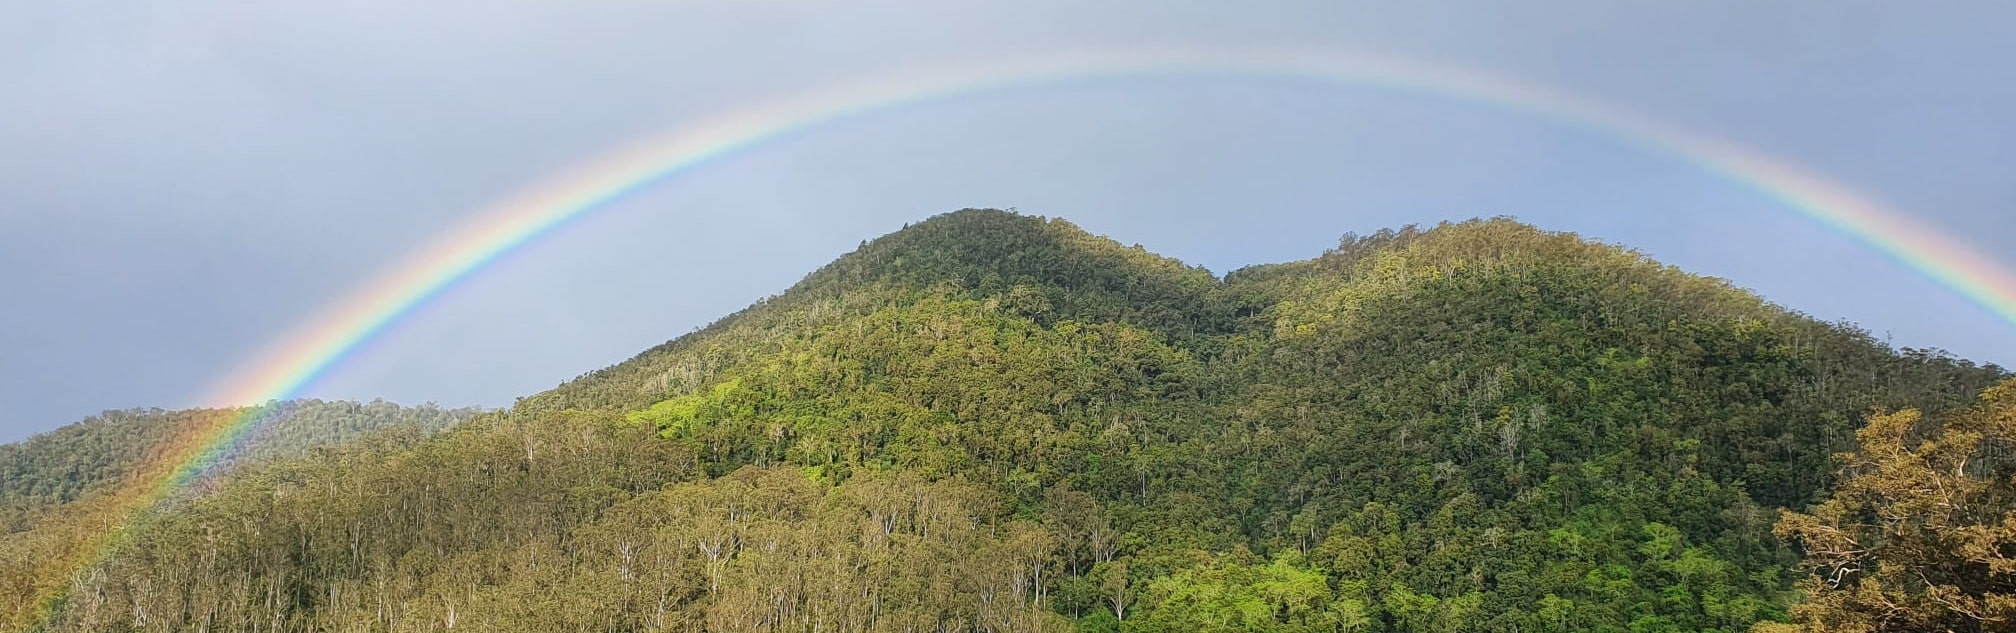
33;46;2016;626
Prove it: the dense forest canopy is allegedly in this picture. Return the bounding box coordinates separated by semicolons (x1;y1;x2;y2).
4;209;2008;632
1;400;479;511
0;400;481;629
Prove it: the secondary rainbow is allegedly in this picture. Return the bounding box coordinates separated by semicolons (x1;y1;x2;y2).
32;45;2016;625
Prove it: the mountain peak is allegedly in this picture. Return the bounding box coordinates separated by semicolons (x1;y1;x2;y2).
796;209;1214;302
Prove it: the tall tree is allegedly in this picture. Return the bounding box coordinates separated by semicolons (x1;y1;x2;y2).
1764;379;2016;632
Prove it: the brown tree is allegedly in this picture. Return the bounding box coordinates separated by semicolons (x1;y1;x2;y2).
1763;379;2016;632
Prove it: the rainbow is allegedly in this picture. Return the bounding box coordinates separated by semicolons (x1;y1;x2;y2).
29;45;2016;626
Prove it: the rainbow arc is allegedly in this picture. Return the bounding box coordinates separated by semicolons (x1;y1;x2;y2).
28;46;2016;625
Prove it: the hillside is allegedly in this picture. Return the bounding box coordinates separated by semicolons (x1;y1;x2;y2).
1;400;479;512
0;399;481;629
13;209;2011;633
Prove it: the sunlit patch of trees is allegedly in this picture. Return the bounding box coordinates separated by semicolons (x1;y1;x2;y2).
1761;381;2016;632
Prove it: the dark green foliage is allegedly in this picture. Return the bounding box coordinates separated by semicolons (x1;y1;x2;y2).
12;210;2005;632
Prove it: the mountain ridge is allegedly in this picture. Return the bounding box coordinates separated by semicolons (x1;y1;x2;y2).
524;209;1995;420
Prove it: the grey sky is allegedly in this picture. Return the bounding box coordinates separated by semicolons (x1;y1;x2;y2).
4;1;2013;442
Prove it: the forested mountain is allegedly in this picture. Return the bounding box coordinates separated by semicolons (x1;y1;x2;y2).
9;209;2011;632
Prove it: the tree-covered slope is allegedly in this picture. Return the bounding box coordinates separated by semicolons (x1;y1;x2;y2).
20;209;2009;633
1;400;479;512
0;399;481;629
1186;220;2001;631
514;210;1225;414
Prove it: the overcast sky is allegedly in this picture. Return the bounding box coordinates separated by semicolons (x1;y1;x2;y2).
4;1;2014;442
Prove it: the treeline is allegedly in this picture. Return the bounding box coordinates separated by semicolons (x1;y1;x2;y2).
16;210;2012;632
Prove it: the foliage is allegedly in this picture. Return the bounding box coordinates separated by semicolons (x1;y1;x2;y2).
7;209;2007;632
1762;378;2016;632
0;400;477;511
0;400;477;630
